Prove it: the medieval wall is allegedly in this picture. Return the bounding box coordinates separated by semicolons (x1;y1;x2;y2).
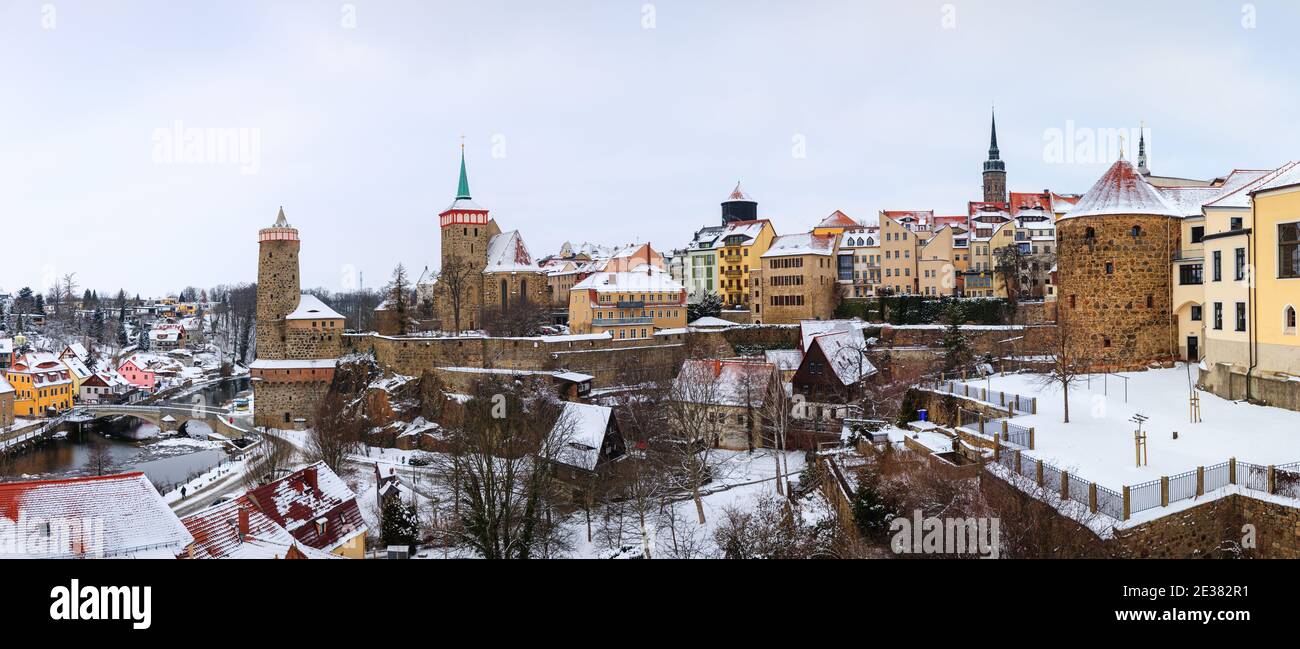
285;321;344;359
1056;214;1180;369
254;380;331;429
482;272;550;312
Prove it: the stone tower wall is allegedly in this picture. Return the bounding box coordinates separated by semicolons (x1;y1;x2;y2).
1056;213;1179;369
983;170;1007;204
256;237;300;359
482;272;550;312
254;379;332;429
285;320;345;359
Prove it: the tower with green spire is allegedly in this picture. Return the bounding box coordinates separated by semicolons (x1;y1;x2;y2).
435;142;498;331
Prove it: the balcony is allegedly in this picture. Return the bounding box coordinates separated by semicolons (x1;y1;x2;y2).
593;316;654;327
1172;249;1204;262
722;268;743;277
616;300;645;309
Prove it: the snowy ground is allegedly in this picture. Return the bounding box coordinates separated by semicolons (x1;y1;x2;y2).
971;366;1300;490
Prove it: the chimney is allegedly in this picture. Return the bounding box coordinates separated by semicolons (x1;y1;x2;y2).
237;507;250;538
305;466;319;492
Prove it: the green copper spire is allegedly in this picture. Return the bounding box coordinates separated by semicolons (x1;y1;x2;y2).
456;145;472;200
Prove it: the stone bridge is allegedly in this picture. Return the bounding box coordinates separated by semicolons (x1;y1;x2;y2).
78;404;251;439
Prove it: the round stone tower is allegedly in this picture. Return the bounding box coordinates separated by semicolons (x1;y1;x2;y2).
256;206;300;359
1056;158;1181;369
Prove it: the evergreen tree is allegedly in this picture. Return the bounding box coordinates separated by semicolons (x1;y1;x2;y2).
851;469;897;541
91;308;106;344
687;292;724;322
385;263;412;335
137;325;150;351
380;498;421;550
941;302;972;373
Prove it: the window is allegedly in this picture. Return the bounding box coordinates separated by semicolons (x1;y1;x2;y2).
1281;223;1300;279
1105;262;1114;274
1191;305;1202;322
1285;306;1296;335
1146;294;1154;309
1131;225;1143;237
1235;248;1246;281
1179;264;1203;285
1191;226;1204;244
1085;227;1096;239
1231;217;1243;231
1213;250;1222;281
1236;302;1247;332
1213;302;1223;330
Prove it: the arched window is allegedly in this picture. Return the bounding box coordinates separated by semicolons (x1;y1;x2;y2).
1085;226;1096;239
1131;224;1143;237
521;279;527;297
1286;305;1297;334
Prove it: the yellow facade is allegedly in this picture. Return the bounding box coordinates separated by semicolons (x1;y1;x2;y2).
5;369;74;417
879;216;921;295
568;282;687;340
917;226;958;297
1250;183;1300;376
716;220;776;308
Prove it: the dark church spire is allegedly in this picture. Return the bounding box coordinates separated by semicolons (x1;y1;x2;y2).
982;106;1007;203
1137;121;1150;176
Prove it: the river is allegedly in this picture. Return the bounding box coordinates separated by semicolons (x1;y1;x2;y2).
1;376;252;491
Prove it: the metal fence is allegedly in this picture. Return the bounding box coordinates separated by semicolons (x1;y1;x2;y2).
1067;473;1092;508
1042;464;1062;496
1096;485;1125;520
1167;470;1198;504
1204;461;1231;494
1275;463;1300;499
1018;455;1039;482
931;380;1035;414
1239;462;1269;492
1129;479;1163;515
1003;422;1032;449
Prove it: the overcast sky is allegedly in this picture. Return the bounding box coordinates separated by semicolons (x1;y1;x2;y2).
4;0;1299;297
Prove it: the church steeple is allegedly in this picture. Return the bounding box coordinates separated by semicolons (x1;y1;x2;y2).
988;109;1001;161
1137;121;1150;176
456;145;472;200
982;107;1007;203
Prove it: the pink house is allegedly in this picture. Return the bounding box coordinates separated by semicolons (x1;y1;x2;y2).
118;357;157;392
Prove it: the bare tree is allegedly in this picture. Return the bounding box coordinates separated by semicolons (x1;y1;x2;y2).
663;360;728;524
1036;308;1085;423
307;391;363;474
86;438;113;476
429;378;573;559
482;297;549;337
241;435;295;490
436;255;478;334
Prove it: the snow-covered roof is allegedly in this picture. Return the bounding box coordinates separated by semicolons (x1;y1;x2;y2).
553;402;614;471
442;197;487;213
553;371;594;383
816;210;859;229
1156;169;1272;216
182;499;341;560
572;267;684;293
0;338;11;354
720;219;769;243
1061;159;1181;220
761;232;835;258
1205;163;1299;209
286;294;345;321
0;472;193;558
1249;161;1300;196
249;359;338;370
764;349;803;372
800;319;854;352
0;375;13;394
61;356;92;380
242;462;366;553
673;359;776;407
688;316;736;328
485;230;541;273
808;329;878;386
62;342;88;361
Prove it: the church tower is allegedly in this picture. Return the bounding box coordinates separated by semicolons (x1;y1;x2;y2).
435;146;496;330
256;206;300;359
1136;122;1150;176
982;109;1007;204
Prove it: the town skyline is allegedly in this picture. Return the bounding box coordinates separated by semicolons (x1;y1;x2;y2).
6;0;1300;295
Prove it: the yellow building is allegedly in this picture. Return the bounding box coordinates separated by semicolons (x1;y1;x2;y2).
1247;164;1300;379
568;267;687;339
878;213;926;295
6;352;74;417
918;225;959;297
965;216;1016;297
715;220;775;308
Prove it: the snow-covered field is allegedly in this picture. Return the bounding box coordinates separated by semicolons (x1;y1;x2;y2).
973;366;1300;490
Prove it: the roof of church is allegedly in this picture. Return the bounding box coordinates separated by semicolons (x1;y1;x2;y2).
485;231;542;273
1061;159;1180;220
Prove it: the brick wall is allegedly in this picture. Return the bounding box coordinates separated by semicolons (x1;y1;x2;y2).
254;379;331;429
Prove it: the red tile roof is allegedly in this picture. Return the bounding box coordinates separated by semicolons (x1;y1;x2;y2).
816;210;860;228
0;472;192;558
242;462;367;553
